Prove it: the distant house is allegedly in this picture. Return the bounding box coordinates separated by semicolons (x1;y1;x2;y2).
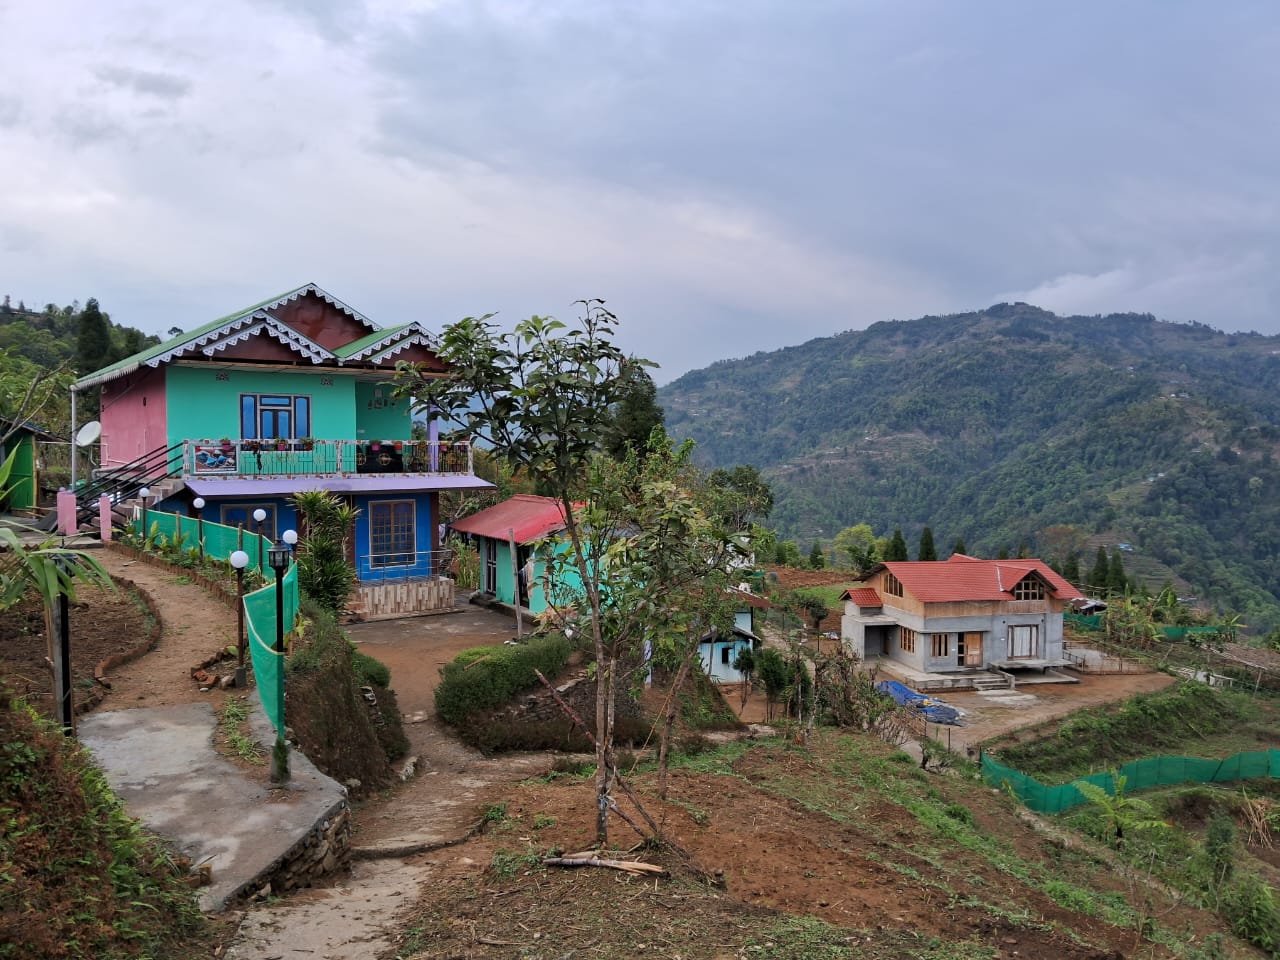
0;419;59;512
449;494;577;614
840;555;1080;675
699;588;771;684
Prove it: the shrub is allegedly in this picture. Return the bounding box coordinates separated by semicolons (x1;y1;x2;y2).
434;634;573;727
352;648;391;689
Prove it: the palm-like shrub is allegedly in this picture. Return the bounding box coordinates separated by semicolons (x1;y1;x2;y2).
291;490;359;615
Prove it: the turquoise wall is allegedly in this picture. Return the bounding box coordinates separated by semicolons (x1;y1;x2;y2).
165;366;359;443
355;381;412;443
353;494;435;580
481;536;581;615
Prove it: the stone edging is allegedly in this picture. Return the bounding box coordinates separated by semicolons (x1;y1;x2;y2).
89;574;165;707
104;542;242;611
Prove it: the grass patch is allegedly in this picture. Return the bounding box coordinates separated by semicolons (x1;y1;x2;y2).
218;696;264;764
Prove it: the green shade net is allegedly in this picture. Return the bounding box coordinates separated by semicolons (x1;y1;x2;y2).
243;565;299;737
984;749;1280;814
130;510;300;734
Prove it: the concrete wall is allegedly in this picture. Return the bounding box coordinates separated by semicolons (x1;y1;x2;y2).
165;365;359;445
100;366;168;467
842;597;1065;672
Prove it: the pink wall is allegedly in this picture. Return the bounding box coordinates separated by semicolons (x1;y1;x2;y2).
99;367;168;467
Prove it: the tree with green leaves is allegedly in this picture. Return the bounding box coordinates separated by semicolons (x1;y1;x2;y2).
807;540;825;569
74;298;112;374
1063;552;1081;585
833;524;879;575
394;304;746;844
1108;548;1128;596
885;528;909;562
602;360;665;461
918;526;937;561
951;536;966;557
707;464;774;531
1089;545;1110;595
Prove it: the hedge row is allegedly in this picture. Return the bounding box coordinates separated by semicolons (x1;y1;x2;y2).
435;634;573;727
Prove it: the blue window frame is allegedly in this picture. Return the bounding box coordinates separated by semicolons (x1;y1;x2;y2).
370;500;415;567
240;394;311;440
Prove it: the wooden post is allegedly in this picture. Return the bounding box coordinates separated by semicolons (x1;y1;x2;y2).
509;527;522;638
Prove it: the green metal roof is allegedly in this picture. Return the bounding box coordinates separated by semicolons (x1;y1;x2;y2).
74;283;383;390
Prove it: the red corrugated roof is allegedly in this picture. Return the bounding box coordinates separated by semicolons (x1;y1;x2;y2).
729;587;773;609
841;587;883;607
879;555;1080;602
449;494;570;544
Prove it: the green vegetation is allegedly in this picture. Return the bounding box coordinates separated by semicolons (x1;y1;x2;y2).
218;696;265;764
659;303;1280;633
0;683;206;958
986;683;1260;781
434;634;575;727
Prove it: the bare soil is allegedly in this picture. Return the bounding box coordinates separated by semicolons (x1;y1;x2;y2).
12;561;1234;960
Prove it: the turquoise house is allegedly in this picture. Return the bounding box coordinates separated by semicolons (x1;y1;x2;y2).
449;494;582;614
72;284;493;618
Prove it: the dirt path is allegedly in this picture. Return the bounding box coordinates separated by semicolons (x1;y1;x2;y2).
92;548;240;711
226;599;557;960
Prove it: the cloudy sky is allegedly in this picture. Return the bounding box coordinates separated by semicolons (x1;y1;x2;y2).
2;1;1277;382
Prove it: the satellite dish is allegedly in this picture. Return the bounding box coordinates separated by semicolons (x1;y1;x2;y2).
75;421;102;447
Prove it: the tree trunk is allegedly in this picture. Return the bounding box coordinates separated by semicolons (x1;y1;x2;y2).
657;656;694;800
594;637;611;845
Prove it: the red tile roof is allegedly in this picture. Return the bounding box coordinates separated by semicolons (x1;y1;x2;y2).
876;555;1080;602
841;587;883;607
449;494;571;544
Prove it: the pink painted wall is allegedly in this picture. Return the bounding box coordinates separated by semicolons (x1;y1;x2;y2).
99;367;168;467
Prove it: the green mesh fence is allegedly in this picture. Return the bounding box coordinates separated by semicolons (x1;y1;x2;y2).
983;749;1280;813
132;510;278;575
243;566;299;737
129;510;300;734
1064;612;1228;642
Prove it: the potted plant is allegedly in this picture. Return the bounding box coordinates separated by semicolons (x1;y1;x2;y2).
393;439;404;452
219;436;233;452
243;439;262;453
299;436;316;451
369;441;381;452
274;439;290;451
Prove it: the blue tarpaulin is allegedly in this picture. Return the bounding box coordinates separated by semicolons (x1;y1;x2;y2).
876;680;963;725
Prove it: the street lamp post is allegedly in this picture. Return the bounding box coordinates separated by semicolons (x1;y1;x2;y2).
267;531;296;783
192;497;206;562
253;508;267;572
138;486;151;542
229;549;249;688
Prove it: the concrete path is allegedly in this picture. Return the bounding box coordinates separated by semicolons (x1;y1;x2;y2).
79;695;348;912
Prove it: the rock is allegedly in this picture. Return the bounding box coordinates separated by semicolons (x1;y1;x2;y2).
218;674;235;689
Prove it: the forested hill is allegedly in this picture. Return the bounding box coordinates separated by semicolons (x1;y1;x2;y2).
658;303;1280;632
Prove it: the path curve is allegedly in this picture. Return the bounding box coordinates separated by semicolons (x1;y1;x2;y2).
93;548;241;711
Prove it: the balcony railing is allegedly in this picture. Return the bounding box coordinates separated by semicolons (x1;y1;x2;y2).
184;438;474;479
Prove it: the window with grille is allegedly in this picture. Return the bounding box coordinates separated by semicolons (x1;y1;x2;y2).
931;633;948;657
240;394;311;441
1013;577;1045;601
370;500;415;567
900;627;916;652
884;572;904;597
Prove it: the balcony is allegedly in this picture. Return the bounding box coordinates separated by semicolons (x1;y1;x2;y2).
184;438;474;479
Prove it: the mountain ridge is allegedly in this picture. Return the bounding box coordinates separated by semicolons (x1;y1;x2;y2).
658;302;1280;632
